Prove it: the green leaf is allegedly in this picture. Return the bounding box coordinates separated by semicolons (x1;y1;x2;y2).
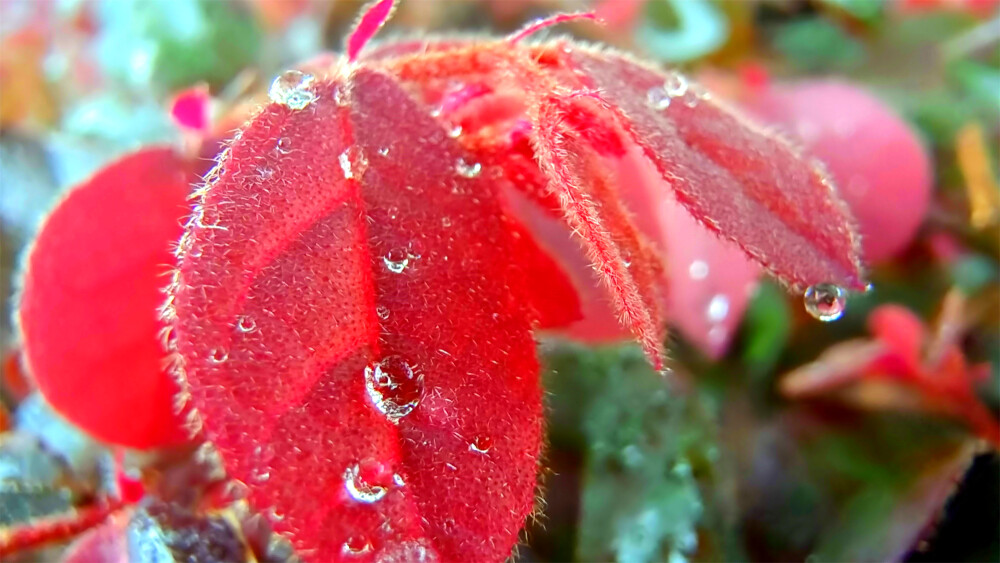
740;281;792;378
772;18;867;73
545;346;742;562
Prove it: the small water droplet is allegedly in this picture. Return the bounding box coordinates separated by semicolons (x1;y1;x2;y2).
210;347;228;363
378;147;390;157
339;147;367;180
257;166;274;181
387;206;399;220
647;86;670;110
664;73;689;97
343;462;387;503
688;260;709;280
469;434;493;454
447;124;463;138
364;355;423;422
803;283;847;321
441;216;452;228
706;294;730;322
268;70;316;110
376;305;390;320
455;158;482;178
236;315;256;333
393;473;406;486
383;249;410;273
276;137;292;154
342;536;373;557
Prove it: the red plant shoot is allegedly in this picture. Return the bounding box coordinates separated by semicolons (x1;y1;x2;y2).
3;1;867;561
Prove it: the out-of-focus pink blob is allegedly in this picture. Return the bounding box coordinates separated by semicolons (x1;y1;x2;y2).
658;193;761;359
745;80;933;263
169;86;211;133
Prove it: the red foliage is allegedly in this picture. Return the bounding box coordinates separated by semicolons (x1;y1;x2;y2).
155;2;867;561
745;80;932;263
781;301;999;446
17;147;191;449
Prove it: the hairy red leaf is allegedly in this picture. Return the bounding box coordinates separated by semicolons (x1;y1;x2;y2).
16;147;190;449
550;46;866;291
168;68;542;561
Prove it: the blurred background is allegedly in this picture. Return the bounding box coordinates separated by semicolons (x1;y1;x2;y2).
1;0;998;561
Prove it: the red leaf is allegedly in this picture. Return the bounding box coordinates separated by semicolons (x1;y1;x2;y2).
168;69;542;561
554;46;866;291
17;147;191;449
744;80;932;263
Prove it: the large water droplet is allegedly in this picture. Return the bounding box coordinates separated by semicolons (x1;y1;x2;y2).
268;70;316;110
469;434;493;454
455;158;482;178
364;356;423;422
343;462;387;503
383;249;410;274
803;283;847;321
646;86;670;110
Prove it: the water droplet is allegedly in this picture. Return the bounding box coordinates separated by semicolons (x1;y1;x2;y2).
646;86;670;110
276;137;292;154
268;70;316;110
664;73;689;97
447;124;463;138
706;294;730;322
236;315;256;333
342;536;373;557
339;147;367;180
803;283;847;321
455;158;482;178
343;462;387;503
387;206;399;220
376;305;390;320
469;435;493;454
378;147;390;157
441;216;452;228
383;249;410;274
210;347;228;363
688;260;709;280
364;356;423;422
393;473;406;486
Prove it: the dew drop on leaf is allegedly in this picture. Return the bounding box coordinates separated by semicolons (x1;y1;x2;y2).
646;86;671;110
383;249;410;274
364;355;423;422
469;434;493;454
448;124;463;138
268;70;316;110
664;73;689;97
342;536;373;557
210;347;228;363
275;137;292;154
803;283;847;321
343;462;387;503
339;147;368;180
236;315;256;333
455;158;482;178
